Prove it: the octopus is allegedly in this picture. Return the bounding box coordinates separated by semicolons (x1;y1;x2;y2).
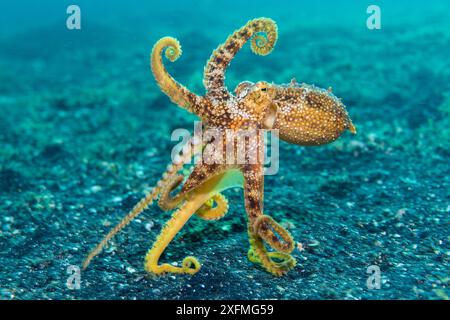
82;17;356;276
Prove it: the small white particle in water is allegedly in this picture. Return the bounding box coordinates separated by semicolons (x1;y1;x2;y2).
145;221;154;231
136;170;145;178
112;196;122;203
126;267;136;273
90;185;102;193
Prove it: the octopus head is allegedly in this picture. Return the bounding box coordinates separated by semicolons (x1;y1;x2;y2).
234;81;278;128
270;83;356;146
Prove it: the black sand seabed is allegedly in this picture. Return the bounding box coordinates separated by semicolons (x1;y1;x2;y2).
0;17;449;300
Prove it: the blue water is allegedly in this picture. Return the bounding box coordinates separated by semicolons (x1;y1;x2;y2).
0;1;449;300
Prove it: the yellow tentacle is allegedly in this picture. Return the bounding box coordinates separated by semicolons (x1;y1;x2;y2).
158;174;185;211
82;186;159;270
253;215;295;253
247;227;296;276
151;37;202;112
144;198;204;275
196;193;229;220
82;139;200;270
144;169;241;275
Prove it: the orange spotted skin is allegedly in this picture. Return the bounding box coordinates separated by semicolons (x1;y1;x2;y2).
82;17;356;277
272;82;356;146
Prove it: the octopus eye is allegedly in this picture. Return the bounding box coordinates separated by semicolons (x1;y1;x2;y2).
234;81;254;98
261;87;267;92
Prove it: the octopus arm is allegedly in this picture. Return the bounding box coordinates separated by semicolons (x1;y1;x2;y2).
203;17;278;101
82;137;200;270
159;162;241;219
196;193;229;220
242;163;296;276
151;37;206;114
144;165;243;275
